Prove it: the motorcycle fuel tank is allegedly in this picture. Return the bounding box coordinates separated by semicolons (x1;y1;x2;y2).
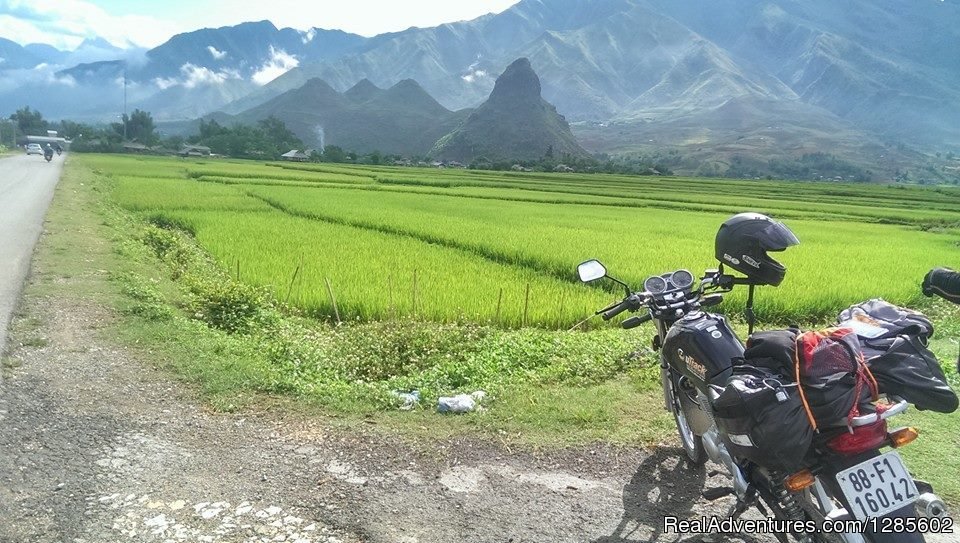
662;312;743;392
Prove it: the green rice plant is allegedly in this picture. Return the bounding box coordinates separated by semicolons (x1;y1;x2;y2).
246;183;960;322
156;208;614;328
76;154;188;179
111;176;271;212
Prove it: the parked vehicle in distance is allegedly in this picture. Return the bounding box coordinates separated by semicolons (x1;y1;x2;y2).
26;143;43;155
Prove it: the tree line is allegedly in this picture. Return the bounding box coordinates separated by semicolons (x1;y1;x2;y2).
8;105;958;184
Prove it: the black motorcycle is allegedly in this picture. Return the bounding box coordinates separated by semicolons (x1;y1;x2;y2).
578;213;950;543
43;146;54;162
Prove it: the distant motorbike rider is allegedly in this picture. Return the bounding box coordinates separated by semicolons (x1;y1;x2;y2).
54;143;63;155
43;144;54;160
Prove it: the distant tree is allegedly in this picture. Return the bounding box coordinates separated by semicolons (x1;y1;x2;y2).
112;109;157;145
190;117;303;160
11;106;48;136
57;120;95;140
161;134;185;150
257;116;302;154
364;150;382;165
195;118;229;142
321;145;347;163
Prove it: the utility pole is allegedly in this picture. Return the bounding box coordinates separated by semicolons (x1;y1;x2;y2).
123;62;128;142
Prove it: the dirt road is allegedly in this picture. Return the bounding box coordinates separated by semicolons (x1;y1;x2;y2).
0;152;63;349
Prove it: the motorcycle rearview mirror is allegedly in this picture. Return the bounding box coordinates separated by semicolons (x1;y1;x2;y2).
577;259;607;283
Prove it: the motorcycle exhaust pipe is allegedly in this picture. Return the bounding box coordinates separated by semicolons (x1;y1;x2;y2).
915;493;948;519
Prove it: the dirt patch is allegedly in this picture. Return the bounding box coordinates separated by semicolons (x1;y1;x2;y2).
0;290;795;543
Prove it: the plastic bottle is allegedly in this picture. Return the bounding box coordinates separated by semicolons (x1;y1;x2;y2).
391;390;420;410
437;394;476;413
437;390;486;413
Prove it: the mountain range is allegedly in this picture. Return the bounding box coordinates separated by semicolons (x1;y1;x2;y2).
220;77;470;156
2;0;959;170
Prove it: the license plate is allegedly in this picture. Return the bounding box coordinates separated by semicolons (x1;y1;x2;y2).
836;451;919;521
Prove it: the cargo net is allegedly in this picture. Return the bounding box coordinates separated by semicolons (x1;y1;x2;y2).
805;337;858;380
798;328;879;426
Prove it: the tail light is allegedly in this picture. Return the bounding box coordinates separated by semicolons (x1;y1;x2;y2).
826;418;888;455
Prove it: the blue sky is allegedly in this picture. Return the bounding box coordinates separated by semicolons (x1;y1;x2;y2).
0;0;521;50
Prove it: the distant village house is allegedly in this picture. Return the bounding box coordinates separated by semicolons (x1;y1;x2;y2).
281;149;310;162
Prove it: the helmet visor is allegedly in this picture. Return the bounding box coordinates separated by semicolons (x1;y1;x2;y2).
756;221;799;252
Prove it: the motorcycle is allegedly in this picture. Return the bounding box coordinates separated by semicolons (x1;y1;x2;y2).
43;147;54;162
577;217;950;543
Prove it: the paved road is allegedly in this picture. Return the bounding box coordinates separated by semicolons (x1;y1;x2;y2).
0;152;63;352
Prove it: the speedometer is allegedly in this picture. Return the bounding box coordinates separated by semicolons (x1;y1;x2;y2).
644;275;668;294
672;269;694;289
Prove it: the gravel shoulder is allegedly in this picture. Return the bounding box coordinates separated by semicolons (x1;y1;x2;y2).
1;294;778;543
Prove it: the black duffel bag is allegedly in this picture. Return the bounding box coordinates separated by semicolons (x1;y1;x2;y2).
713;364;813;472
862;335;958;413
839;300;958;413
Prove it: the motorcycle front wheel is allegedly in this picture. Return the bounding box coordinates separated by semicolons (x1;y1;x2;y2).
662;367;707;465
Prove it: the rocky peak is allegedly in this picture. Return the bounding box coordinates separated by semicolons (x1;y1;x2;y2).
344;78;382;102
488;57;542;105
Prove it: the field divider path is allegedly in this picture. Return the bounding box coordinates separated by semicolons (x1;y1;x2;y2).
200;172;959;228
247;192;589;287
225;176;876;225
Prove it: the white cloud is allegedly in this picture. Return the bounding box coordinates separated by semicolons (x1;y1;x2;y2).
300;28;316;44
0;0;178;49
207;46;227;60
32;63;77;86
152;63;240;90
251;46;298;86
51;73;77;86
153;76;178;90
461;69;486;83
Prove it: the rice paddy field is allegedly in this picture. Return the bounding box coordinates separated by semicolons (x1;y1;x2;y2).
85;154;960;328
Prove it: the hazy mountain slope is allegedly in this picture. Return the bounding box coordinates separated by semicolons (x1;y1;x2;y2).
641;0;960;145
231;77;470;155
0;38;44;70
431;58;588;162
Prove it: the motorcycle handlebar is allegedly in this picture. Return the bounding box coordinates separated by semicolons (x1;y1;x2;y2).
601;293;644;320
622;313;652;329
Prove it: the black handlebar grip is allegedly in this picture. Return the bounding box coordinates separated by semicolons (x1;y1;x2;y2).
602;301;630;321
923;267;960;303
622;313;653;329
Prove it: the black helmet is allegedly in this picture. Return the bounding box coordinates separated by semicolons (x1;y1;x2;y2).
715;213;799;286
